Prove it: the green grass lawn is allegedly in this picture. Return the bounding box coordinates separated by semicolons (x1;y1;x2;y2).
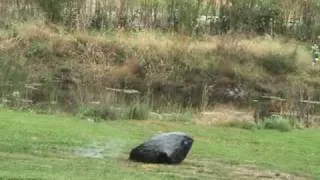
0;108;319;180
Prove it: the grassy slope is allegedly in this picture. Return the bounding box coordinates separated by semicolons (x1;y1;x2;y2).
1;21;319;109
0;108;319;179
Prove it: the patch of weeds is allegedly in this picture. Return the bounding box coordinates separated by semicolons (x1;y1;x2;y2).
124;103;149;120
161;110;193;122
261;115;293;132
78;105;119;122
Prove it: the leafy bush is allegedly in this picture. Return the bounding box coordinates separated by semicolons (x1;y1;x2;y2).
262;115;293;132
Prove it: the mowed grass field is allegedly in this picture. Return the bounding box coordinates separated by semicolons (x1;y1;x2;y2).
0;108;319;180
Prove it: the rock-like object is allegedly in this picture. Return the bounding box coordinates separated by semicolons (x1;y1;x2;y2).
129;132;193;164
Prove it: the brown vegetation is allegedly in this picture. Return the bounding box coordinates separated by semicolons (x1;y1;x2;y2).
0;21;317;111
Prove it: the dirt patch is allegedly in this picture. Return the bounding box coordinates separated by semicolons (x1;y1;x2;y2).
183;159;309;180
230;165;308;180
127;158;309;180
196;105;255;125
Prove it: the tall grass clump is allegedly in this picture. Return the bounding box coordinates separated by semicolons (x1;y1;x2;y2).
124;103;150;120
160;110;194;122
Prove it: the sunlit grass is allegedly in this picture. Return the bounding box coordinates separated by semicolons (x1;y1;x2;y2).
0;108;318;179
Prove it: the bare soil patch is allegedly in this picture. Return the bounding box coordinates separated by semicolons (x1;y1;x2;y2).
196;105;255;126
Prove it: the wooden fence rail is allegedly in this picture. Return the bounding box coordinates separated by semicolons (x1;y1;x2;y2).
260;96;320;105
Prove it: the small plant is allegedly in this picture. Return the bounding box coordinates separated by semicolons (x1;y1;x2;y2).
261;115;293;132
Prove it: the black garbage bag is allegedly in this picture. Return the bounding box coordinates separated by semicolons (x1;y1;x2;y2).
129;132;194;164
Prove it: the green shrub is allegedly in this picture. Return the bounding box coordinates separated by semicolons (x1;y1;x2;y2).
262;115;292;132
79;105;118;122
26;41;49;59
259;53;297;75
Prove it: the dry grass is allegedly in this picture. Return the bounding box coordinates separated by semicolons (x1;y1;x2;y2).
0;21;311;78
0;20;317;112
196;104;255;126
7;20;311;65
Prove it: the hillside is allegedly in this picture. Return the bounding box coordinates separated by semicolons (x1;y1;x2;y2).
1;20;319;113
